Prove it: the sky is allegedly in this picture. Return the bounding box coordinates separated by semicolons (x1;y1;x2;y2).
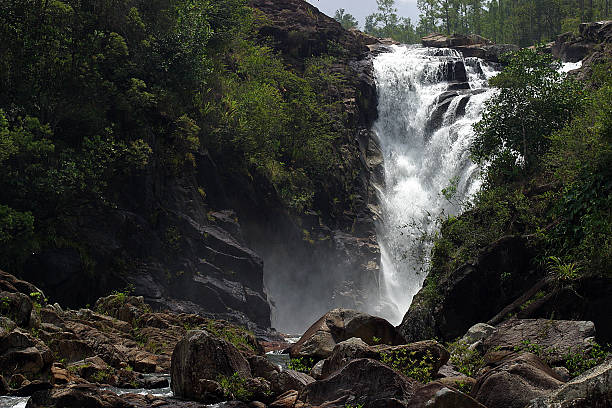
305;0;421;29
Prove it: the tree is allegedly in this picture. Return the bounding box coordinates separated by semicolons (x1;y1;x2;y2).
471;49;584;180
334;8;358;29
365;0;419;43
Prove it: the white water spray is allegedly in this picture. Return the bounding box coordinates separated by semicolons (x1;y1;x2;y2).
372;45;500;324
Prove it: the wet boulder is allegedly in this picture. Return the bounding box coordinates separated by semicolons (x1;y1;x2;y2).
288;308;404;360
171;330;251;402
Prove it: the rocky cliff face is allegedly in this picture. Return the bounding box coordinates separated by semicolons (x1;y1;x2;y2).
18;0;382;333
237;0;384;331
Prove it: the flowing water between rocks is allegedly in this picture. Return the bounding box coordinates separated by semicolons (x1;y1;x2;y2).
372;45;500;324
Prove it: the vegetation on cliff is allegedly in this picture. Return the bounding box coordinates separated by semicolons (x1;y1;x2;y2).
0;0;354;274
428;49;611;300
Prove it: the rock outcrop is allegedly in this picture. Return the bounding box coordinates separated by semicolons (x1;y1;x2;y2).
553;21;612;62
13;0;384;335
399;235;542;342
422;33;518;62
239;0;384;332
481;319;596;365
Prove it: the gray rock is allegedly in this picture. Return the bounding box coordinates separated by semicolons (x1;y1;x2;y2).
462;323;496;346
269;369;314;395
320;337;450;379
399;236;543;343
0;291;33;327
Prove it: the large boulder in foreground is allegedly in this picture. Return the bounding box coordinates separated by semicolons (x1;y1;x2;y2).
527;357;612;408
288;308;404;360
300;358;419;408
482;319;596;365
472;352;564;408
171;330;251;401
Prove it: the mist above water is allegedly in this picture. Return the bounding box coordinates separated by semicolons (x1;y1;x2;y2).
372;45;499;325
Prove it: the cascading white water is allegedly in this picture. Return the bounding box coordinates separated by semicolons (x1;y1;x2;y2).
372;45;500;324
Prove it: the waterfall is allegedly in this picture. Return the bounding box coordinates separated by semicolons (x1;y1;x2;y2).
372;45;500;324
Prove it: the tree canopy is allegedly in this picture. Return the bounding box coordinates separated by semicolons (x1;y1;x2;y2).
336;0;610;46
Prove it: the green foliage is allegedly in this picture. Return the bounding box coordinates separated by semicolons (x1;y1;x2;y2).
204;319;258;353
217;373;252;401
544;62;612;275
288;357;316;373
29;291;47;311
472;48;584;179
563;342;610;377
380;349;435;383
447;340;485;377
91;369;111;383
546;256;580;282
